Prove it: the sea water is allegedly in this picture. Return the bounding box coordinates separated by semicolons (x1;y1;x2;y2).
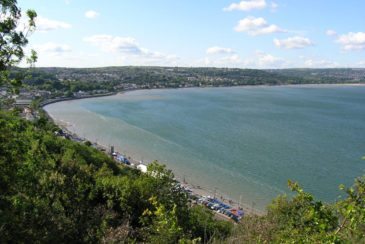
45;85;365;210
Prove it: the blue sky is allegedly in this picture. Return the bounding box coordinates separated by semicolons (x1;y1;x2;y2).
18;0;365;68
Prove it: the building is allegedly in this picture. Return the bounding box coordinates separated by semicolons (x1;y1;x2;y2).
137;164;148;173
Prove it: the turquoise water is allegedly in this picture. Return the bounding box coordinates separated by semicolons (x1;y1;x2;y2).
45;86;365;210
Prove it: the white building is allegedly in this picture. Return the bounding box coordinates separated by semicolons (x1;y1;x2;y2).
137;164;148;173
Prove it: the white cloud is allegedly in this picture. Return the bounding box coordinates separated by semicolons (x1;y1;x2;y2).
197;51;288;68
25;50;113;68
326;30;337;36
221;54;241;63
33;42;71;56
304;59;339;68
83;34;178;65
195;54;242;68
38;43;71;53
270;2;278;11
234;16;286;35
223;0;267;11
36;16;71;32
206;46;235;55
85;10;100;19
274;36;314;49
84;35;142;54
256;51;285;67
336;32;365;51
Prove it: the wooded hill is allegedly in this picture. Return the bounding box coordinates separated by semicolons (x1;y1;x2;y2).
14;67;365;93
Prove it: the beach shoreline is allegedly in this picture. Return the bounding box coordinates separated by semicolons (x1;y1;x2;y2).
49;116;264;216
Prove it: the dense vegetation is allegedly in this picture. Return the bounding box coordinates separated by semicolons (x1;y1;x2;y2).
0;111;232;243
229;179;365;243
267;68;365;84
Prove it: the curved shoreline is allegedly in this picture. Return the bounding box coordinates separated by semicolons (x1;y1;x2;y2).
43;89;267;216
41;83;365;216
40;82;365;108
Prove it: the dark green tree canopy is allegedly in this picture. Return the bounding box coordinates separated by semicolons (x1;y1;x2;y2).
0;0;37;87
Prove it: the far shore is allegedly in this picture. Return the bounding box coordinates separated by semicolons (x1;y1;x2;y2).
41;82;365;107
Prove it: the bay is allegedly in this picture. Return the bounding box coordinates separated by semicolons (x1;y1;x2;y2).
45;85;365;210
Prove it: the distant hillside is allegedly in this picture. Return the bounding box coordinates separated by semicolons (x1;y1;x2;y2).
28;66;291;88
266;68;365;84
9;67;365;99
34;67;365;86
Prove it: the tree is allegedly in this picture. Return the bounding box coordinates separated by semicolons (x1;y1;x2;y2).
0;0;37;90
188;205;233;242
143;196;184;243
336;176;365;242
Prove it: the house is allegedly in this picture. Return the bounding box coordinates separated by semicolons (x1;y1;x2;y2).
14;99;32;108
22;107;35;121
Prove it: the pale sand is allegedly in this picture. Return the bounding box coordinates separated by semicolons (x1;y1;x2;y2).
177;177;264;216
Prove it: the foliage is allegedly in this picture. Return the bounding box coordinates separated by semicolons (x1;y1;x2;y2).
142;196;184;243
336;176;365;242
188;205;233;242
265;180;338;242
228;176;365;243
0;0;37;91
